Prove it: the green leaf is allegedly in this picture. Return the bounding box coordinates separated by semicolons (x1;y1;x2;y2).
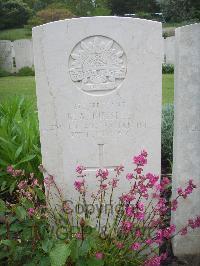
49;243;71;266
10;223;23;232
79;239;90;256
15;206;27;221
42;238;53;253
70;239;79;261
0;199;6;212
76;258;87;266
1;181;7;191
39;256;51;266
14;145;23;160
9;180;17;194
15;154;36;166
0;239;17;248
87;258;104;266
34;186;45;200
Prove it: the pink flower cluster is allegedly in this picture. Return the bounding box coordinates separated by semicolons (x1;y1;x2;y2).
44;175;54;188
28;208;35;216
7;165;24;177
188;216;200;229
133;150;147;166
177;179;196;198
74;178;85;193
95;252;104;260
114;165;124;175
144;253;167;266
96;169;109;180
76;165;86;175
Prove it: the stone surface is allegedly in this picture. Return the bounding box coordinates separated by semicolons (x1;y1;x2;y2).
172;23;200;256
164;36;175;64
0;40;14;72
33;17;162;217
13;39;33;71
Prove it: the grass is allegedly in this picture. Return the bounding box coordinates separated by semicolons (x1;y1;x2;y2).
0;74;174;105
0;76;36;103
162;74;174;105
0;28;32;41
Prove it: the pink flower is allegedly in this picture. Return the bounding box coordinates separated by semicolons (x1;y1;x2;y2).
141;149;148;157
31;179;38;187
121;221;133;232
75;232;83;240
96;169;109;180
18;180;27;190
146;173;159;187
145;239;153;245
100;183;108;191
135;212;145;221
161;177;170;189
131;242;141;250
28;208;35;216
74;178;85;193
144;256;161;266
135;167;143;174
177;187;183;196
44;175;54;188
163;225;176;239
180;227;188;236
133;154;147;166
189;179;196;188
135;229;142;237
95;252;104;260
171;199;178;211
125;206;134;217
155;229;163;244
126;173;134;180
114;165;124;175
120;193;135;203
137;202;144;211
76;165;86;175
116;242;124;249
7;165;14;174
188;216;200;229
109;178;119;188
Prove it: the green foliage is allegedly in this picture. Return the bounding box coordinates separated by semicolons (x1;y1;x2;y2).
0;156;195;265
108;0;160;15
0;0;32;30
64;0;94;16
0;97;41;197
161;104;174;172
160;0;200;22
27;3;75;27
50;243;71;266
162;64;174;74
0;68;11;77
16;67;35;76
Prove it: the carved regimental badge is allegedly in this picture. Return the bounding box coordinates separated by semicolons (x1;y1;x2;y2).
69;36;127;95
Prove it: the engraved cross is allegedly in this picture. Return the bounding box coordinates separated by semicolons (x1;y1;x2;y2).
85;144;119;172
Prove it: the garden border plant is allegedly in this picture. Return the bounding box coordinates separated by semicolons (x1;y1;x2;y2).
0;150;199;265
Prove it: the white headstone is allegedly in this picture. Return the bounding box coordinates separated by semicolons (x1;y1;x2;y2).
164;36;175;64
172;23;200;256
0;40;14;72
33;17;162;214
13;39;34;71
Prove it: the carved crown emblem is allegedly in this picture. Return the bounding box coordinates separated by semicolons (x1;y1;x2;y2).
69;36;127;95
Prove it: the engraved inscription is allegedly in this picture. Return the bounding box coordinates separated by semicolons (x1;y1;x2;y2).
69;36;127;95
66;101;147;138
